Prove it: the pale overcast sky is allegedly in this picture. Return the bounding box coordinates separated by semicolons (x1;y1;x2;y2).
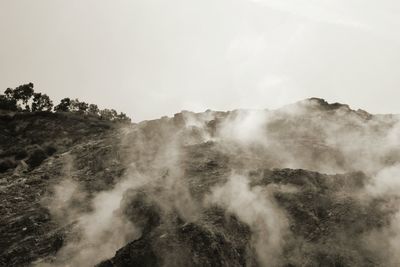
1;0;399;121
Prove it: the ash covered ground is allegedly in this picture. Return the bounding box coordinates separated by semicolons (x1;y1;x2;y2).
1;98;400;267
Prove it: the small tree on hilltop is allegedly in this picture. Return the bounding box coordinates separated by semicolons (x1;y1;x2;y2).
31;93;53;112
12;83;35;111
3;83;35;111
70;99;88;113
110;109;118;119
70;99;79;112
115;112;131;123
77;101;88;113
88;104;99;116
99;109;114;120
54;98;72;112
4;88;14;99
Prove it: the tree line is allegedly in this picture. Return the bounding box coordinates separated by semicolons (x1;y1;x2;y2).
0;83;131;123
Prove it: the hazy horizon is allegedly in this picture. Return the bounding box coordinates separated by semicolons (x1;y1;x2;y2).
1;0;399;121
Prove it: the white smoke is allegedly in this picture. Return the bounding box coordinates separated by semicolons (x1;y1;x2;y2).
40;121;202;266
206;174;289;266
366;164;400;197
39;99;400;266
39;170;148;267
218;109;270;146
362;164;400;266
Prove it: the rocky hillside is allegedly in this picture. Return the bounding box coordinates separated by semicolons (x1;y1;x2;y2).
1;98;400;267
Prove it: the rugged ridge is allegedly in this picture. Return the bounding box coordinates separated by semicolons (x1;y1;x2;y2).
1;99;400;266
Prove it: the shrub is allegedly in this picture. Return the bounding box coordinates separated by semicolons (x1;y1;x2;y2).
0;159;17;173
31;93;53;112
99;109;117;120
45;146;57;156
9;83;35;111
0;95;17;111
54;98;71;112
115;112;132;123
15;149;28;160
70;99;88;113
88;104;99;116
26;148;48;169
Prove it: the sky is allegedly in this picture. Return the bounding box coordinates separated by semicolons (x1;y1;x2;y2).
1;0;400;121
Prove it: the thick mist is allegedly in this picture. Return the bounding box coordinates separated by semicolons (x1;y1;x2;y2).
40;99;400;266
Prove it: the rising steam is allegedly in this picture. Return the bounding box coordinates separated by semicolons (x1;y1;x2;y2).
41;99;400;266
206;174;289;266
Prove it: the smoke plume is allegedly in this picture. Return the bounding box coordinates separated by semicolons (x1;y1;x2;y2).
206;174;289;266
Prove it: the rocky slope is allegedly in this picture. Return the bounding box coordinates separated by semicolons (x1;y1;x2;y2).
1;99;400;267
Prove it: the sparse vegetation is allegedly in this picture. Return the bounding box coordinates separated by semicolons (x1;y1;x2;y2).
0;83;131;123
